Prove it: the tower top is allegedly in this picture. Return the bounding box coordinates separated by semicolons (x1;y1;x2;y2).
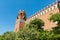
17;10;26;21
18;10;26;15
18;10;25;13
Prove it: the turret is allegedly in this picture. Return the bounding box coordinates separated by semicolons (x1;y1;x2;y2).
14;10;26;32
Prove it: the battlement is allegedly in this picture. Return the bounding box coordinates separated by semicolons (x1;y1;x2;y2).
14;0;60;32
26;1;58;22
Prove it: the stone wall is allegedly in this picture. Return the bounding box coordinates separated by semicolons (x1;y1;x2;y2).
26;1;59;30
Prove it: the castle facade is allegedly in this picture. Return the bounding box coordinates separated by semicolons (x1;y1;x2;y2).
14;0;60;32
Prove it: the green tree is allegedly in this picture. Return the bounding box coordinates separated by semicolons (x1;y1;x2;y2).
1;18;60;40
15;18;44;40
2;32;15;40
16;27;39;40
15;18;58;40
50;13;60;34
16;27;58;40
0;35;2;40
27;18;44;30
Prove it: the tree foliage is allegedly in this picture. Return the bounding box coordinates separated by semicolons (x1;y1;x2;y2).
27;18;44;30
0;17;60;40
50;13;60;34
0;32;16;40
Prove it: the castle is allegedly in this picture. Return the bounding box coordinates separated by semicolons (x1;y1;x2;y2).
14;0;60;32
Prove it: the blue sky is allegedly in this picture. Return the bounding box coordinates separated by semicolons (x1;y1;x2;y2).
0;0;55;35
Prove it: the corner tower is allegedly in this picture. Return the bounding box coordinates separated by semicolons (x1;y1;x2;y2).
14;10;26;32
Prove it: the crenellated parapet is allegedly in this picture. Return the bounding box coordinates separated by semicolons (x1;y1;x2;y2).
26;1;58;22
14;0;60;32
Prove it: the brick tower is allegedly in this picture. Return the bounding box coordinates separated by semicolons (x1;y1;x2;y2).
14;10;26;32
